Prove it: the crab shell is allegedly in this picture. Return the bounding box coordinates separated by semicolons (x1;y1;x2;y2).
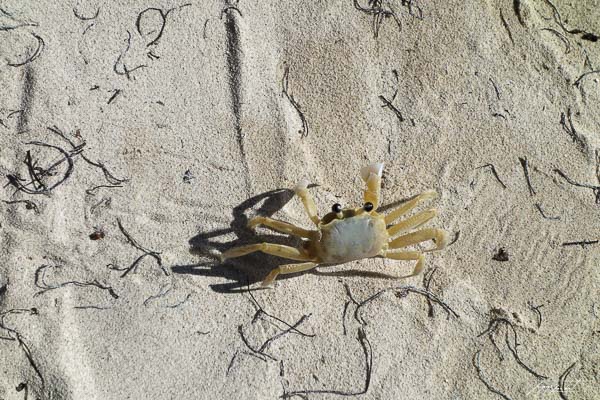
309;208;390;264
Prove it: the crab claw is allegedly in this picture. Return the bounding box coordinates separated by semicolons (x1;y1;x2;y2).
294;178;310;193
360;162;384;182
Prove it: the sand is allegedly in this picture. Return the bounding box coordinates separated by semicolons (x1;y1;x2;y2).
1;0;599;399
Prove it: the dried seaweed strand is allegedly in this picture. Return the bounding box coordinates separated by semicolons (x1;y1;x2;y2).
48;125;129;186
518;157;536;195
500;10;514;44
379;95;404;121
473;350;513;400
574;70;600;87
447;231;461;247
478;318;547;379
2;199;39;213
560;108;587;151
7;33;45;67
476;164;507;189
165;293;191;308
554;168;600;203
136;4;191;47
73;7;99;20
561;240;598;248
86;184;123;195
354;284;459;325
116;219;168;277
113;30;146;79
0;308;44;386
527;302;544;328
341;300;351;335
353;0;402;38
423;267;437;318
534;203;560;220
282;66;308;138
258;314;312;353
237;325;276;361
80;154;128;185
34;264;119;299
143;283;172;306
246;285;315;337
107;89;121;104
541;28;571;53
6;141;81;195
504;330;547;379
558;361;577;400
543;0;599;41
282;327;372;398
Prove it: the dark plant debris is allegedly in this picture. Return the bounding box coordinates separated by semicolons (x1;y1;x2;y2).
492;248;509;262
282;66;308;138
558;361;577;400
2;199;39;213
353;0;422;38
89;229;105;240
7;33;45;67
5;140;83;195
73;6;99;21
476;164;507;189
34;264;118;299
544;0;599;43
113;218;169;277
0;308;44;386
478;317;547;379
560;108;587;153
473;350;513;400
534;203;560;220
554;168;600;204
518;157;536;195
527;301;544;328
561;240;598;248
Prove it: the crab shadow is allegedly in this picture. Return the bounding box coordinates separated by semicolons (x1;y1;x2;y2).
173;188;301;293
173;188;417;293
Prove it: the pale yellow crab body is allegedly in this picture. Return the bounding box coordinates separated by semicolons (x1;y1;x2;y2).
220;162;449;286
314;212;389;264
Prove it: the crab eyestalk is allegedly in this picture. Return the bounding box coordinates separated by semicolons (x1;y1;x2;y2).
361;162;384;210
332;203;343;219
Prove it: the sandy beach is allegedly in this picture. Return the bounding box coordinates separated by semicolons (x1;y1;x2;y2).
1;1;599;399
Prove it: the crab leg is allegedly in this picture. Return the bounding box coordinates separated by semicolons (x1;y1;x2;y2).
388;228;448;251
262;262;318;286
384;191;437;225
387;208;437;237
383;251;425;278
361;163;384;209
295;179;320;226
248;216;316;239
220;243;312;262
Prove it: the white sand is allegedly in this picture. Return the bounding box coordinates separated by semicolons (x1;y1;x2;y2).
1;1;599;399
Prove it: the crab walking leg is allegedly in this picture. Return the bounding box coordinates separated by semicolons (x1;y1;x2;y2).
248;216;315;239
383;251;425;278
221;243;312;262
262;262;318;286
384;191;438;225
387;208;437;237
361;163;384;209
388;228;449;251
295;179;320;226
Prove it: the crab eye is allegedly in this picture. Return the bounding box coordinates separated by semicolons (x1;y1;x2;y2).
332;203;342;213
363;202;374;212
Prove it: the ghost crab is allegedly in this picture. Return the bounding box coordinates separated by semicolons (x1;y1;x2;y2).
221;163;448;286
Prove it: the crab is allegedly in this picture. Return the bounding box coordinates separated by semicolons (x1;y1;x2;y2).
221;163;448;286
